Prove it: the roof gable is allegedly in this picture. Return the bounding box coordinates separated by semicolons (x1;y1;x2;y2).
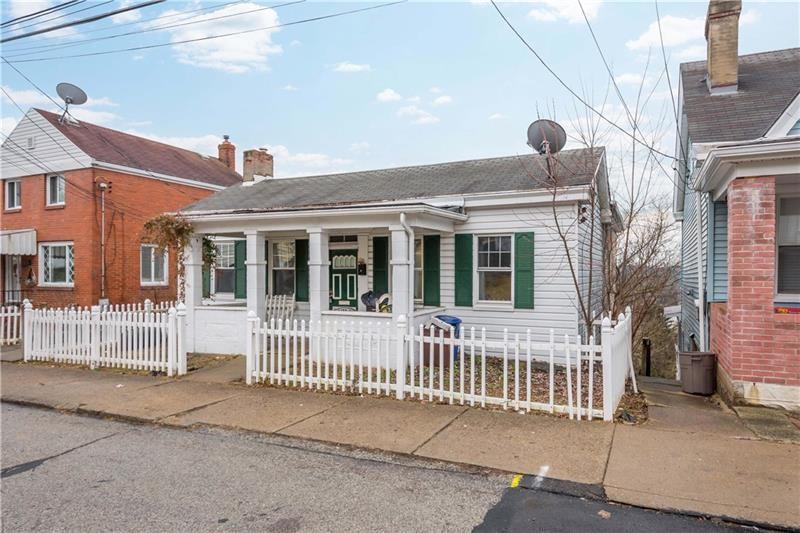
680;48;800;144
34;109;242;187
183;147;605;214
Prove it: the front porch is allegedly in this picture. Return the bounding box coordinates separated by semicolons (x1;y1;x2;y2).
182;204;465;355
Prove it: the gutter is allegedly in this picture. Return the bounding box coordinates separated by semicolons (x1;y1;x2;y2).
399;213;415;340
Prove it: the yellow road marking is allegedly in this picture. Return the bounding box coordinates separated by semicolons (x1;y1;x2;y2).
510;474;523;488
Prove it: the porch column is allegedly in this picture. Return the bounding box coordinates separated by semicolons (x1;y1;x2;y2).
390;226;410;326
245;230;266;322
183;235;204;352
308;227;329;325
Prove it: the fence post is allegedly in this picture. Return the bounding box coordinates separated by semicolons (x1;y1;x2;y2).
395;314;407;400
167;307;176;377
176;302;187;375
90;305;101;370
22;299;32;361
601;315;614;421
144;299;153;313
624;306;638;394
246;311;258;385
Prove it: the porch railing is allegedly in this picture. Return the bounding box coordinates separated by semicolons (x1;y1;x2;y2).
246;308;635;421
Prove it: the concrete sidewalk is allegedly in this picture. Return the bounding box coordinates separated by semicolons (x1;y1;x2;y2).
1;362;798;528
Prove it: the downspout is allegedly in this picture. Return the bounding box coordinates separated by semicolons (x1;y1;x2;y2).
399;213;414;335
695;190;706;351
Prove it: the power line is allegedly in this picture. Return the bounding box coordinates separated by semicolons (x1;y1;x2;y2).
12;0;113;34
3;0;249;53
1;0;82;28
2;1;406;63
489;0;677;162
1;0;166;44
4;0;306;59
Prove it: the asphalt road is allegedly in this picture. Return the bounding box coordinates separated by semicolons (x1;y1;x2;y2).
1;404;736;532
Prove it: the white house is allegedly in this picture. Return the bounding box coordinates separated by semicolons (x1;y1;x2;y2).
178;147;616;356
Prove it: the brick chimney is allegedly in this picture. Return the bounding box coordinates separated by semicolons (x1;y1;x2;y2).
705;0;741;95
242;148;274;184
218;135;236;171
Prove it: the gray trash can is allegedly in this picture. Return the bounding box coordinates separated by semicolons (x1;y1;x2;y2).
679;352;716;395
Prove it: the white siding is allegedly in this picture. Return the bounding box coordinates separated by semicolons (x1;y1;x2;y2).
577;194;604;333
1;109;90;178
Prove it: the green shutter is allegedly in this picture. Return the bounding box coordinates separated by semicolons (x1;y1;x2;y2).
423;235;440;306
373;236;389;295
454;234;473;306
514;232;534;309
234;240;247;299
202;265;210;298
295;239;309;301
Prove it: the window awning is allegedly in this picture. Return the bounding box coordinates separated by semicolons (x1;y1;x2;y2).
0;229;37;255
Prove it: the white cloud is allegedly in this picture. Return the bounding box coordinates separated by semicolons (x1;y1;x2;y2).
397;105;439;125
740;8;761;25
265;144;354;177
282;84;298;91
332;62;371;73
429;86;442;94
110;0;142;23
126;131;221;157
488;113;505;120
626;16;704;51
528;0;602;24
405;96;420;103
675;44;706;61
376;88;402;102
289;39;302;47
69;109;118;125
614;73;644;86
432;95;452;106
349;141;370;154
0;86;51;107
151;3;282;74
1;86;118;125
5;0;78;38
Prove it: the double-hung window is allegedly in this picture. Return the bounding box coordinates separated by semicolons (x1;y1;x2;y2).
40;242;74;286
46;174;65;206
414;238;423;301
272;241;295;296
777;196;800;298
5;179;21;210
214;242;235;293
140;245;168;285
476;235;512;302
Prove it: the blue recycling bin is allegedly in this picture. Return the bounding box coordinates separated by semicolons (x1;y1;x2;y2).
435;315;462;359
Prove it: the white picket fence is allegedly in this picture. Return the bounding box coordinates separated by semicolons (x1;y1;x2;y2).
22;300;187;375
246;307;635;421
1;305;22;346
102;299;176;313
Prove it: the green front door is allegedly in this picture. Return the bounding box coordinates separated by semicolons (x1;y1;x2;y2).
329;249;358;310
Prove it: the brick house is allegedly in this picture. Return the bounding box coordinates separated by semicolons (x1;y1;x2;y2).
674;1;799;408
1;108;243;308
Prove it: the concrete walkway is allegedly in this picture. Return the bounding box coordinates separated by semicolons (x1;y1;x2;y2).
1;363;798;528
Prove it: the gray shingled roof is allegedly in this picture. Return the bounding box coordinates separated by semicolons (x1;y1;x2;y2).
182;147;604;213
680;48;800;144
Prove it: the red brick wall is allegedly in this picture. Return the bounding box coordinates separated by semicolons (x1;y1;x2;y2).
714;177;800;390
1;168;216;307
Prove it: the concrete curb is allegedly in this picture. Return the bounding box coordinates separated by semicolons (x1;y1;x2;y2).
3;397;795;531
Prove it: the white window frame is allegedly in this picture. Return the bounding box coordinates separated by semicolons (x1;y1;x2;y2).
140;244;168;286
46;174;65;206
473;233;514;308
213;241;236;295
414;237;423;302
5;179;21;210
39;241;74;287
271;240;295;296
776;193;800;302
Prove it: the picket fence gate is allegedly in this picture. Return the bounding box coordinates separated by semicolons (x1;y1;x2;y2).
1;305;22;346
22;300;187;375
246;307;635;421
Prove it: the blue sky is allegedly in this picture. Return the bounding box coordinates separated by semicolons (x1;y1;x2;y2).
2;0;798;186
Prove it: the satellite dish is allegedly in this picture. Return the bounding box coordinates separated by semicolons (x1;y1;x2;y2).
56;82;88;124
527;119;567;155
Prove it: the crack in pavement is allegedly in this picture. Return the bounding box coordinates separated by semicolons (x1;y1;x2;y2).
1;431;122;479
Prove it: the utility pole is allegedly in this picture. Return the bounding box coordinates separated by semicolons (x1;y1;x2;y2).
97;181;111;305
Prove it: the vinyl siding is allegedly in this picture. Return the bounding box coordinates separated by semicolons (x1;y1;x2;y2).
708;200;728;302
577;194;604;335
680;186;709;350
1;109;91;178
